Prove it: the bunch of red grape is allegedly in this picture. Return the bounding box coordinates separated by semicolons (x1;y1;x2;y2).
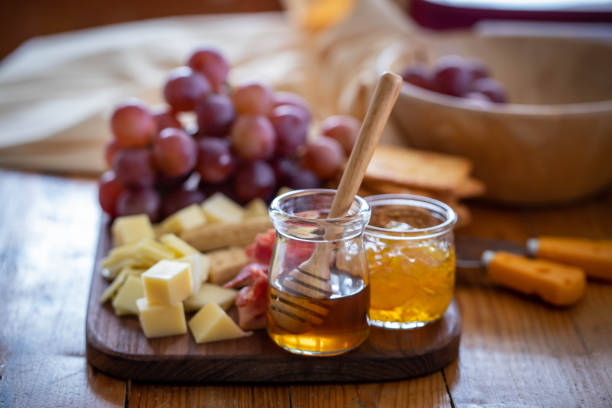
98;47;360;222
401;55;507;103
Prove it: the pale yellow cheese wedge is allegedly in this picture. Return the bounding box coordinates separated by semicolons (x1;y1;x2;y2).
183;284;237;312
276;186;293;197
102;238;175;272
136;298;187;338
160;233;199;258
243;199;268;220
112;275;145;316
160;204;207;235
201;193;244;224
112;214;154;246
176;254;210;296
188;303;250;344
142;260;192;305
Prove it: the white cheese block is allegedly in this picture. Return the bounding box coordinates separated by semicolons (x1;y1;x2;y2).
188;303;250;344
142;260;192;305
136;298;187;338
201;193;244;224
176;254;210;296
243;199;268;220
160;233;199;258
111;214;155;246
183;284;237;312
112;275;145;316
160;204;207;235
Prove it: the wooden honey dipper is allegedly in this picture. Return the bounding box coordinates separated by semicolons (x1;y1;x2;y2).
269;72;403;333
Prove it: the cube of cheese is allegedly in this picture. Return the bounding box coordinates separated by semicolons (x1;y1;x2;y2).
201;193;244;224
243;199;268;220
112;275;145;316
208;247;248;285
160;233;199;258
276;186;293;197
136;298;187;338
177;254;210;296
112;215;155;246
160;204;207;235
188;303;249;344
142;260;192;305
183;283;237;312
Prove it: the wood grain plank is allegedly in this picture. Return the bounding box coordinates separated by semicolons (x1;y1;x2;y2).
0;170;125;407
447;192;612;407
289;374;452;408
129;383;291;407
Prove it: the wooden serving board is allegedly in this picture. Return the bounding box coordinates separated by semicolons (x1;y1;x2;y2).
86;221;461;383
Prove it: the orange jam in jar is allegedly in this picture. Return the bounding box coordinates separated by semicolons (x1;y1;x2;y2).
364;195;457;329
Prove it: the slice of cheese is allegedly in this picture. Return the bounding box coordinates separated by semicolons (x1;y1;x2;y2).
243;199;268;220
100;267;130;304
160;233;199;258
188;303;250;344
142;260;192;305
208;247;248;285
201;193;244;224
136;298;187;338
176;254;210;295
112;214;155;246
183;283;237;312
112;275;145;316
160;204;207;235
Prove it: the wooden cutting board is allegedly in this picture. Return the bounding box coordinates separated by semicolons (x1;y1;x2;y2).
86;221;461;383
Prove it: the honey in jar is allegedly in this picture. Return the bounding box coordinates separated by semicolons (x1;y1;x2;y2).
364;195;457;329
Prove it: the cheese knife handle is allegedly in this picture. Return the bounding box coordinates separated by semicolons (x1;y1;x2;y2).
482;251;586;306
527;236;612;282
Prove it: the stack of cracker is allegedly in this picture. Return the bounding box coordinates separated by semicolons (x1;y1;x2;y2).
357;145;485;227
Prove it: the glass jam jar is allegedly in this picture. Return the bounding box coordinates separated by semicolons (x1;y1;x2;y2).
267;189;371;356
364;194;457;329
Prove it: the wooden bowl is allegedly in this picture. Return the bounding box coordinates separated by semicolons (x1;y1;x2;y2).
377;35;612;204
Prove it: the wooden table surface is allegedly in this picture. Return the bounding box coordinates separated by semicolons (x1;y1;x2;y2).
0;168;610;407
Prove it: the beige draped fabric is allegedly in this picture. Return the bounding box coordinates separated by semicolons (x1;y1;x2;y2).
0;0;413;174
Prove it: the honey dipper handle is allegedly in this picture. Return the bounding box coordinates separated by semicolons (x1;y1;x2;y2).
329;72;402;218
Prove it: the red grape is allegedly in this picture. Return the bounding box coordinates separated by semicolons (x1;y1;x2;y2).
231;115;276;160
153;107;182;132
115;188;161;221
273;91;311;121
433;56;472;97
320;115;360;155
110;101;156;148
269;105;309;157
152;127;197;177
112;148;156;188
98;171;124;217
273;158;319;189
187;47;230;92
468;59;490;81
471;78;507;103
195;93;235;136
400;64;433;90
300;136;345;180
163;66;211;112
196;137;236;183
233;82;274;115
104;140;121;168
156;172;191;190
161;187;206;218
233;161;276;203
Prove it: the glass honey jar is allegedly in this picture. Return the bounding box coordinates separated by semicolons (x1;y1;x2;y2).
267;189;371;356
364;194;457;329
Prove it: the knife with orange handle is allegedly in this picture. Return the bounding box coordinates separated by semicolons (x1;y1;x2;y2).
526;236;612;282
455;236;597;306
